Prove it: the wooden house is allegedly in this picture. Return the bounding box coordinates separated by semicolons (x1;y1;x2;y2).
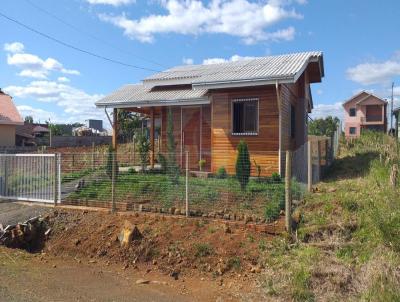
96;52;324;176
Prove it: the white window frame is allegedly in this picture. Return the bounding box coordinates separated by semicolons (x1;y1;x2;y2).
231;98;259;136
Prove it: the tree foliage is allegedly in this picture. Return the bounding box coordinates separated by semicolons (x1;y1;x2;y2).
236;140;251;191
117;110;141;142
136;131;150;173
24;116;33;123
166;107;180;184
308;116;340;137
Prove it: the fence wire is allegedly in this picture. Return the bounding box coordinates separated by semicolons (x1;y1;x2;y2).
59;150;285;223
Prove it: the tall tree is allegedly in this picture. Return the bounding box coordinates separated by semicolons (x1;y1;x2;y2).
308;116;340;137
24;116;33;123
166;107;179;184
236;140;251;191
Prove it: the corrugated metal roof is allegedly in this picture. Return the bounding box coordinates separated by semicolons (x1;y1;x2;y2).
96;51;323;108
96;84;208;107
143;51;323;87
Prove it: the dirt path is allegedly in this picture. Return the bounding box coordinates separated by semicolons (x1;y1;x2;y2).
0;247;236;302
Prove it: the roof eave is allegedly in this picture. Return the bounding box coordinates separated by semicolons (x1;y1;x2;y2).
95;97;210;109
192;77;294;90
0;121;24;126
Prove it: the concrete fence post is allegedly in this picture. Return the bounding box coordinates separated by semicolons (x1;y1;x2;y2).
185;151;189;217
57;153;61;205
285;150;292;234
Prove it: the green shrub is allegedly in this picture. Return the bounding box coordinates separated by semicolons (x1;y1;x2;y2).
157;153;167;174
271;172;281;182
194;243;214;257
236;140;251;191
264;187;285;222
198;159;206;171
227;256;241;271
216;166;227;179
136;131;150;173
127;167;136;174
166;107;180;184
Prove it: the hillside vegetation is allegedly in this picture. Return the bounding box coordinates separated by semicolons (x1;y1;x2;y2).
259;132;400;301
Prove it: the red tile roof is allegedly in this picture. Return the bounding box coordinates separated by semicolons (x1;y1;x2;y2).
0;91;23;125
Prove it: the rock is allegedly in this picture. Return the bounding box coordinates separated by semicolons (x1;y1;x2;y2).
244;215;251;224
250;266;261;273
118;220;142;247
73;239;81;246
170;269;180;280
223;224;231;234
279;210;285;216
223;214;230;220
180;209;186;216
174;209;181;215
292;199;301;206
169;207;175;214
136;279;150;285
152;259;157;265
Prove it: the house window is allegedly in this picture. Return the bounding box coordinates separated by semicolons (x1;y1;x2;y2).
349;108;356;117
291;104;296;138
232;98;258;135
349;127;356;135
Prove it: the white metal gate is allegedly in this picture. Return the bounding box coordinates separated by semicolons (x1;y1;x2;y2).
0;154;60;203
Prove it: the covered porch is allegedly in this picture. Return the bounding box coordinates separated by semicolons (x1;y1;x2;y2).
98;84;211;172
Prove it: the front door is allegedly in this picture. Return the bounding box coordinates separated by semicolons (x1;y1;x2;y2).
182;107;200;170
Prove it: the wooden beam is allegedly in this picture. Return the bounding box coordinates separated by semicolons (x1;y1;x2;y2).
150;107;155;168
112;108;118;152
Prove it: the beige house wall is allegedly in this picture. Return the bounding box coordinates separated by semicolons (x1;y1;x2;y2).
0;124;16;146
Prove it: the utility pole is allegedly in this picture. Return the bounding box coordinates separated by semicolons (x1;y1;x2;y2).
391;82;394;133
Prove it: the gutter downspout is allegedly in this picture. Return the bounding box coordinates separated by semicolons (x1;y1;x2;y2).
275;81;282;175
105;107;113;128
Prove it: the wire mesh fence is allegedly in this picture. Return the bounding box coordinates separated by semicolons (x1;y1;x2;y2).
59;150;286;223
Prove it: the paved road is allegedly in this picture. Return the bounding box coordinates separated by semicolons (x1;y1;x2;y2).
0;201;52;226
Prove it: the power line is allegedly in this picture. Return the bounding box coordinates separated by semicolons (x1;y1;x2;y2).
23;0;167;68
0;11;160;72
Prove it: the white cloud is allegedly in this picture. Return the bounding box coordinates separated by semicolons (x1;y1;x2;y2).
202;54;255;65
4;80;105;123
16;105;59;123
182;58;194;65
346;53;400;85
99;0;302;43
4;42;80;79
4;42;24;53
86;0;134;6
57;77;70;83
310;102;344;120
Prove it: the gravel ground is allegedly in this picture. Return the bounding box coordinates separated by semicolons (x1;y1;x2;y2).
0;201;52;227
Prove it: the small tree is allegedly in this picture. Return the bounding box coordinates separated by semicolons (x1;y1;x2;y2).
136;131;150;173
236;140;251;191
166;107;180;184
106;145;118;180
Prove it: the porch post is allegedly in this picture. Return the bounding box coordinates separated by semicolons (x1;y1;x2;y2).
112;108;118;152
150;107;155;168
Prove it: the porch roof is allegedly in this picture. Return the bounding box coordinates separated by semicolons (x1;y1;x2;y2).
96;84;209;108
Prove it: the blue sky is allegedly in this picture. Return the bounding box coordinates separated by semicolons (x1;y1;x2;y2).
1;0;400;128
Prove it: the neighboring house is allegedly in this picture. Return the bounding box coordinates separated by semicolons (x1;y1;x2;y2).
96;51;324;176
342;91;387;139
0;89;23;147
15;123;49;146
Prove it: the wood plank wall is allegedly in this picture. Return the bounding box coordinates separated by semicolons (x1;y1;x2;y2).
210;86;279;176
